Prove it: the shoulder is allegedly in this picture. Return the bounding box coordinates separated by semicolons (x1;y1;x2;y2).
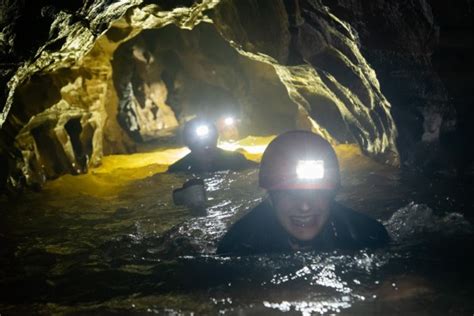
167;153;193;172
216;200;284;255
331;202;390;248
217;149;258;170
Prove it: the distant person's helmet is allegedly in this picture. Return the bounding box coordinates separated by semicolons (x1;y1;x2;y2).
183;118;219;150
259;131;340;191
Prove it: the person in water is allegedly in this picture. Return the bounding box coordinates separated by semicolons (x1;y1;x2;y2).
217;131;390;255
167;118;257;173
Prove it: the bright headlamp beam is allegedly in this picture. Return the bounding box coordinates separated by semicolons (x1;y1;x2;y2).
224;117;235;126
195;125;209;137
296;160;324;180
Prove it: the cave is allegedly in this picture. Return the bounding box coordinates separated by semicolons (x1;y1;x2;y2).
1;0;473;314
0;0;406;189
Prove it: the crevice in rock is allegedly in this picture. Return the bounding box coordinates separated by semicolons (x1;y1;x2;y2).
64;118;88;172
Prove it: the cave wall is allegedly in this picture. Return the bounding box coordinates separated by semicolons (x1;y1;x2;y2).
112;32;180;143
113;23;301;137
322;0;474;171
0;0;221;189
171;0;400;163
1;0;471;191
429;0;474;173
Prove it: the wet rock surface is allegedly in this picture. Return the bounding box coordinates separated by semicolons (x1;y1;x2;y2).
323;0;474;171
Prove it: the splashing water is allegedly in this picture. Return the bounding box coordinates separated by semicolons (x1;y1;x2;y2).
386;202;473;242
1;148;474;315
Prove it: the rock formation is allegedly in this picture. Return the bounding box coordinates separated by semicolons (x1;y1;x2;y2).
323;0;473;170
0;0;471;191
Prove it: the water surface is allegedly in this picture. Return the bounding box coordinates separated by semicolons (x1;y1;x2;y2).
1;143;473;315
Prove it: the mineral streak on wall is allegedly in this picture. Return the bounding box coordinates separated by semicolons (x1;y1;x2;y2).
0;0;404;190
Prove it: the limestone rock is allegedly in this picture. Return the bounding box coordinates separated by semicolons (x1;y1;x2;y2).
1;0;471;190
212;0;399;164
322;0;462;167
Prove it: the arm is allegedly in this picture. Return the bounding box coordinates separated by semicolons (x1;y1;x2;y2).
231;151;259;170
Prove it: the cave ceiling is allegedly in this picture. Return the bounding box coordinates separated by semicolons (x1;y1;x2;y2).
1;0;472;190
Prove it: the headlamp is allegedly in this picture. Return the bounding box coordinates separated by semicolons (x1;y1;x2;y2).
296;160;324;180
224;117;235;126
195;125;209;138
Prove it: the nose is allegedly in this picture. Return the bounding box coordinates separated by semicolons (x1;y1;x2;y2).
299;200;311;213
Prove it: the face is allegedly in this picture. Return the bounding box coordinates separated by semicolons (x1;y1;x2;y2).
270;189;334;241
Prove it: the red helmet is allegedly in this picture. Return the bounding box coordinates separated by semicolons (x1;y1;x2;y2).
259;131;340;191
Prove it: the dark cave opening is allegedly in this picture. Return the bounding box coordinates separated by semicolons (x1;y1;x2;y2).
64;117;88;172
31;122;70;177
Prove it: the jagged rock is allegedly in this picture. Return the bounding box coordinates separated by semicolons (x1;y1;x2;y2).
113;36;179;142
212;0;399;163
15;100;93;184
0;0;471;190
0;0;220;188
321;0;462;167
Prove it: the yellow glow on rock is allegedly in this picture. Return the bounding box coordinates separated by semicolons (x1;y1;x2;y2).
44;136;391;200
45;147;189;199
218;135;276;162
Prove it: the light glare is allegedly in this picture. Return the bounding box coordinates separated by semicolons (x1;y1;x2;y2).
195;125;209;137
296;160;324;180
224;117;235;126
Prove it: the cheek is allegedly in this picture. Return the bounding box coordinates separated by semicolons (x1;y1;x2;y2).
274;210;295;236
318;208;330;225
273;202;293;227
314;197;331;213
319;201;331;215
272;198;295;218
274;204;287;218
273;200;291;213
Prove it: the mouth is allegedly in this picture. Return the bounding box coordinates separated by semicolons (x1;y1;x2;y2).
290;215;318;228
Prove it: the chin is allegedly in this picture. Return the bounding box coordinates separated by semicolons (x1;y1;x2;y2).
285;215;324;241
291;229;320;241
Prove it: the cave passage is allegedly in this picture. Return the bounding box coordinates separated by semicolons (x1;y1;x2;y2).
1;0;473;314
1;1;402;190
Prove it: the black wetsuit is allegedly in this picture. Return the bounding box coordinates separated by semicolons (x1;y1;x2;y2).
216;200;389;255
167;148;257;173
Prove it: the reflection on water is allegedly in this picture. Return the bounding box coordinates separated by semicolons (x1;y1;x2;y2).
1;139;474;315
386;202;473;241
